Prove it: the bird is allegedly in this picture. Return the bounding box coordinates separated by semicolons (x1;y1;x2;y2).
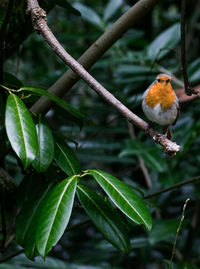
142;73;179;139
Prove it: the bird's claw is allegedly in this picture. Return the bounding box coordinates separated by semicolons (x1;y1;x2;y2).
146;121;153;135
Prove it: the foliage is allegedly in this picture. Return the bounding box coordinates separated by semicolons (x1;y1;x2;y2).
1;0;200;268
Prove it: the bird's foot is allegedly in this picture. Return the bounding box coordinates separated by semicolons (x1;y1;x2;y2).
146;121;153;135
162;126;172;140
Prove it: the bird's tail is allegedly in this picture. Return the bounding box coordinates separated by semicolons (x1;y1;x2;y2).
162;126;172;139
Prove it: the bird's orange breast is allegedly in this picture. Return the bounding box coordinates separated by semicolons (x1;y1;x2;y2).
145;81;176;110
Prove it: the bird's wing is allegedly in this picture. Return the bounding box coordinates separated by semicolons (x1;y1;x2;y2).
172;96;180;125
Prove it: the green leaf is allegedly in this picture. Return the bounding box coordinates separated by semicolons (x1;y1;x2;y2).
19;86;83;120
5;94;38;169
146;23;180;60
23;185;53;259
54;139;81;176
19;87;83;127
119;140;167;173
32;117;54;172
16;176;54;259
15;175;51;246
88;169;152;230
3;72;23;89
73;3;103;30
103;0;123;22
36;176;77;257
77;184;131;252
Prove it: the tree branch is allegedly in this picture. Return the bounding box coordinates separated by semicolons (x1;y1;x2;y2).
26;0;180;156
30;0;160;115
144;176;200;199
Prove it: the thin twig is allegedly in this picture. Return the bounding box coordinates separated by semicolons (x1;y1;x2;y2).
144;176;200;199
0;249;24;263
26;0;180;156
168;198;190;269
180;0;195;96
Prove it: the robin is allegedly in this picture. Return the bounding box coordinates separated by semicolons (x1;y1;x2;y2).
142;73;179;139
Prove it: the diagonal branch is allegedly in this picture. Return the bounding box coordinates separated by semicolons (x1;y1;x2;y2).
30;0;160;115
26;0;180;156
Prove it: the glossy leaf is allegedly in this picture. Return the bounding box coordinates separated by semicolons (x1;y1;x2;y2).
54;140;81;176
32;117;54;172
23;185;53;259
88;169;152;230
5;94;38;169
36;176;77;257
119;140;167;173
77;184;131;252
19;87;83;120
15;175;51;246
147;23;180;60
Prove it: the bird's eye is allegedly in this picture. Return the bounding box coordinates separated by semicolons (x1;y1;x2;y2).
157;79;161;82
166;79;170;83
